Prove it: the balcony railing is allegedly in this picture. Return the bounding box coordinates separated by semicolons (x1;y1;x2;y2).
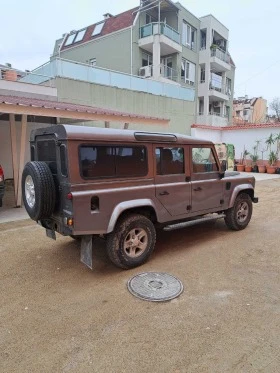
140;22;180;44
20;58;195;102
209;83;231;96
211;46;230;64
160;64;178;81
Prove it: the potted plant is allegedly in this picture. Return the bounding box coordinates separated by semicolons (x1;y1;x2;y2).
258;145;267;173
245;154;252;172
267;151;278;174
236;150;245;172
250;153;259;172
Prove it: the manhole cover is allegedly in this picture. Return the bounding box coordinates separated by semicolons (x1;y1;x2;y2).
127;272;183;302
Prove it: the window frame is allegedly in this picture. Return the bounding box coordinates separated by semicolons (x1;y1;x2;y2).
191;146;220;174
182;22;196;50
155;146;185;176
78;144;148;180
181;58;196;86
92;22;105;37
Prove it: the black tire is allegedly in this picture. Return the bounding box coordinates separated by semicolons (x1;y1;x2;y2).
106;214;156;269
224;193;253;231
22;161;56;221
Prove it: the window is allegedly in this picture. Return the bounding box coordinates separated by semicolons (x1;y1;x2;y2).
156;147;184;175
192;148;218;173
226;78;232;95
75;29;86;43
89;58;96;66
146;13;157;24
181;59;195;85
243;109;248;116
182;22;196;50
92;22;105;36
236;110;241;117
200;67;205;82
64;33;76;46
142;52;152;67
60;145;68;177
37;140;57;174
80;146;147;178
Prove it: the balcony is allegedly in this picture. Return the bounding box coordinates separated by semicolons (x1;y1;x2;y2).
20;58;195;102
210;47;231;72
139;23;182;56
209;83;230;101
197;112;229;127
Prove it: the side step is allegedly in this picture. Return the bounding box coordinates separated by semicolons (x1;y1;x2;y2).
163;213;226;232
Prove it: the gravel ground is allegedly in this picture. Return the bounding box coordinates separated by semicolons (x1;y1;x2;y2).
0;180;280;373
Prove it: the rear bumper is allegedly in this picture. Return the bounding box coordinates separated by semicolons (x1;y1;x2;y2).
253;197;258;203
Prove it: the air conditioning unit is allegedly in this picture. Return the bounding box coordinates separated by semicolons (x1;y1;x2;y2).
213;101;221;107
139;65;152;78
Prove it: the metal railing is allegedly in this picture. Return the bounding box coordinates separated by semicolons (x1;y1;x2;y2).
140;22;180;44
210;46;230;64
20;58;195;102
160;64;178;81
0;65;55;87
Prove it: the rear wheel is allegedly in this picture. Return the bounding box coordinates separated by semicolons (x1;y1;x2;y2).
106;214;156;269
22;161;56;221
224;193;252;231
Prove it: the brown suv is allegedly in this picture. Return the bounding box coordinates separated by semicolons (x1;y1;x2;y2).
22;125;258;269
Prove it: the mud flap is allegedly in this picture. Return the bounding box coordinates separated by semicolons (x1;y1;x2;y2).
80;235;93;270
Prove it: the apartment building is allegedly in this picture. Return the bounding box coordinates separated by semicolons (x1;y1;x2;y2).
198;15;235;127
52;0;235;127
233;96;267;124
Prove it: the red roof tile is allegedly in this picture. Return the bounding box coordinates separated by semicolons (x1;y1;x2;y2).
0;94;168;123
62;8;138;50
192;123;280;131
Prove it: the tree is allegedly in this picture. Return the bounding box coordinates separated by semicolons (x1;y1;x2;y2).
270;98;280;121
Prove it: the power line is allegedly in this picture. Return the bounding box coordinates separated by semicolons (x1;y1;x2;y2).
236;59;280;88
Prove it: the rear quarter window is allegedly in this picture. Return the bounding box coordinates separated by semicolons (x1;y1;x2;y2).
80;145;148;178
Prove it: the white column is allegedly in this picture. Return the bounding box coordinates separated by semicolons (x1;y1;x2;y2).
9;114;19;206
17;115;27;207
152;32;161;79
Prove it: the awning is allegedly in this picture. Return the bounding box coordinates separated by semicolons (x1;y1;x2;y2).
0;95;169;126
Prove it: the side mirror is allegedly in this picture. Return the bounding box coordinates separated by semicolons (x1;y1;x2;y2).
221;160;227;172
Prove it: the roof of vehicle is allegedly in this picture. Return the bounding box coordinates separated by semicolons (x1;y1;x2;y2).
31;124;213;145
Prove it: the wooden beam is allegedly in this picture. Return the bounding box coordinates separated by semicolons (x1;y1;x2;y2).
9;114;19;206
16;115;27;207
0;103;169;126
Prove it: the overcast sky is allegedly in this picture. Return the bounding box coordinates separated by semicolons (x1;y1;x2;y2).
0;0;279;104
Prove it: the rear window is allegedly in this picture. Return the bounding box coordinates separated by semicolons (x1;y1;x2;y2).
80;145;147;178
37;140;57;174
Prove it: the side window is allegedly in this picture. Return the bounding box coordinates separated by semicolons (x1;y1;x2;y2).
80;146;115;178
80;146;147;178
192;147;218;173
156;147;184;175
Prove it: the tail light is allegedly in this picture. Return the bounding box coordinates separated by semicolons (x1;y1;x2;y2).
0;165;4;182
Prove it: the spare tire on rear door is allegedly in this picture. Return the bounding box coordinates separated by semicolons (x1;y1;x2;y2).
22;161;56;221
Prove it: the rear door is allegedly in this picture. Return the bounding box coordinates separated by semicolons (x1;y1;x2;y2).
154;145;191;216
190;146;224;212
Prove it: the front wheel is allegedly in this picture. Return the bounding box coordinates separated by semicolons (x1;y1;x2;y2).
224;193;253;231
106;214;156;269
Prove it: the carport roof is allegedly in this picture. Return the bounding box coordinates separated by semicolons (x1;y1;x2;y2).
0;94;169;125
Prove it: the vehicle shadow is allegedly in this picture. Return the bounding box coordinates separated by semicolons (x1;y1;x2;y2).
54;220;230;274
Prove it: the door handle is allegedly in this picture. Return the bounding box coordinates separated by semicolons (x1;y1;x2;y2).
194;187;202;192
159;191;169;196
